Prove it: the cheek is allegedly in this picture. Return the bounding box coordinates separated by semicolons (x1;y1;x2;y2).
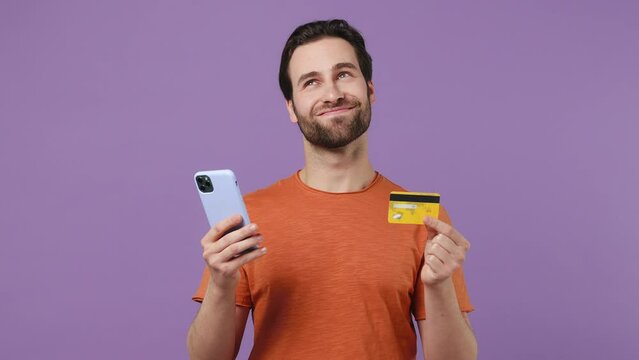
356;84;371;100
294;95;318;115
338;82;368;103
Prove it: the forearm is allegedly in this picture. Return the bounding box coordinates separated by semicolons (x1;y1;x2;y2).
421;278;477;360
187;281;237;360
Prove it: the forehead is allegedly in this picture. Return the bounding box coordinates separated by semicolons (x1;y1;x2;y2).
288;37;360;78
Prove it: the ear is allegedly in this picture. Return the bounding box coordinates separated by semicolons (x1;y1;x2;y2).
367;81;376;104
286;99;299;123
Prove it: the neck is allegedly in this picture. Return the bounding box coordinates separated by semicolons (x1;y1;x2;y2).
299;133;376;193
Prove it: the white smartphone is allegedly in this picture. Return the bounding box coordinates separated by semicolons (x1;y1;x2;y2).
194;169;257;255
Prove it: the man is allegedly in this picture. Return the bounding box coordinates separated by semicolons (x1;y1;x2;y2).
187;19;477;360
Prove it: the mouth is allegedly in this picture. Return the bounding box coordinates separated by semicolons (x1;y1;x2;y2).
317;106;356;116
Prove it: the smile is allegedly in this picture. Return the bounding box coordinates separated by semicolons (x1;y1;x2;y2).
317;106;355;116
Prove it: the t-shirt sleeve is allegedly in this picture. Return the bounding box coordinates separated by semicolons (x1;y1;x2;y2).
191;266;253;308
411;205;475;320
235;266;253;308
191;267;209;303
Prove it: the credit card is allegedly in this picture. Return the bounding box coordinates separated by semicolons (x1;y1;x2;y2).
388;192;440;224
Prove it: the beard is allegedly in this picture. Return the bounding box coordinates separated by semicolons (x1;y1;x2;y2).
293;94;372;149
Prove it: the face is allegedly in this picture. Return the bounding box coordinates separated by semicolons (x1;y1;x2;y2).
286;37;375;149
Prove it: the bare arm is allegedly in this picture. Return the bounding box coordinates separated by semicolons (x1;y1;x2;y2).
187;283;250;360
418;217;477;360
187;215;266;360
417;280;477;360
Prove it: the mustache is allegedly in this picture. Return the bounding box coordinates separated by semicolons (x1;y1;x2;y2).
314;98;361;116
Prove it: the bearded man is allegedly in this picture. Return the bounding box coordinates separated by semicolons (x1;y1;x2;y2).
187;19;477;360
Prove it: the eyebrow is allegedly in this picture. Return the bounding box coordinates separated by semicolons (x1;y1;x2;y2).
296;62;358;87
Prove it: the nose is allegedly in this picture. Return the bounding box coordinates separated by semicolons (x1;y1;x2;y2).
322;80;345;103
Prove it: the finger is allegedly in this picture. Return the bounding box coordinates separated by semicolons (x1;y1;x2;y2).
426;240;453;264
201;214;244;247
204;234;255;267
423;262;437;279
218;235;264;261
425;254;445;274
426;224;437;242
212;222;260;254
424;238;435;254
227;245;268;269
432;234;468;265
424;217;470;249
431;234;457;254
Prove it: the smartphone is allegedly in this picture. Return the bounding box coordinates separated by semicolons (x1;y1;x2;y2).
194;169;257;255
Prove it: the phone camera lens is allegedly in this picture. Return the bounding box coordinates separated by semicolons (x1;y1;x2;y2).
197;175;214;193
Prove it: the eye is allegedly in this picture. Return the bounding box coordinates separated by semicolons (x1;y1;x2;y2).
337;71;352;79
303;79;318;88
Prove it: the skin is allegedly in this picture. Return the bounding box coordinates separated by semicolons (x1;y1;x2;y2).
420;216;478;360
187;215;265;360
285;37;378;193
187;36;477;360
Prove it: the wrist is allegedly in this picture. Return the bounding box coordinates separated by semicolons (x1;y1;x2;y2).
423;277;455;295
423;277;462;315
206;276;237;297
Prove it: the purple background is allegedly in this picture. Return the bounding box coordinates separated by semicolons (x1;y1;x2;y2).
1;1;638;359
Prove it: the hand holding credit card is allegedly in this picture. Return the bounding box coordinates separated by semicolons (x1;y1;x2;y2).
387;191;473;291
388;192;440;224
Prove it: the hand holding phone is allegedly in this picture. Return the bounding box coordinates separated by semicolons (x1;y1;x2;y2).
195;170;267;290
199;214;266;291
